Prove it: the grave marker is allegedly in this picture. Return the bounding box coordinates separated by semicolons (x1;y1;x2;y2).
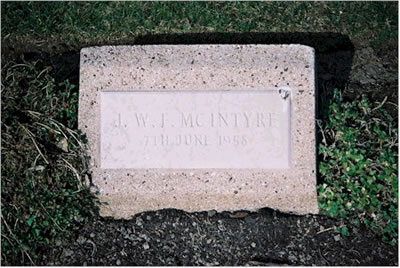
79;45;318;218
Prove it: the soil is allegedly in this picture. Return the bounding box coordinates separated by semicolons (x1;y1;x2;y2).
2;35;398;265
41;209;396;266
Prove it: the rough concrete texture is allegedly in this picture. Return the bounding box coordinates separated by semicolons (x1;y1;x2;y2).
78;45;318;218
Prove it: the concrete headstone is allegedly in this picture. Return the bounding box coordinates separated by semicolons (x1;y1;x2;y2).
79;45;318;218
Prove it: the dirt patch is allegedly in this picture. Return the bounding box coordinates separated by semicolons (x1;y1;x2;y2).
41;209;397;266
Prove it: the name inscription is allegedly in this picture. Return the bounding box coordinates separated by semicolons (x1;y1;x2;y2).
101;90;291;168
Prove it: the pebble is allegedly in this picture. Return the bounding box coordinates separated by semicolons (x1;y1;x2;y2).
334;235;341;242
63;249;74;257
251;242;256;248
56;138;69;152
207;210;217;217
77;236;86;244
84;174;90;187
143;242;150;250
74;215;84;223
116;259;121;265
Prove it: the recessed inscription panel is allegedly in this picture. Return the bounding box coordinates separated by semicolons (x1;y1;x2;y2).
101;90;291;169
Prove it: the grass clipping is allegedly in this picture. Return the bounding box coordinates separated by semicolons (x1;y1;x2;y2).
1;61;97;265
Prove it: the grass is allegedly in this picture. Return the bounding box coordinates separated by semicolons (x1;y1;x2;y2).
1;60;98;265
1;1;398;52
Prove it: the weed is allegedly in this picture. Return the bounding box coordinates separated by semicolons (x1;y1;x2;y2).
318;89;398;246
1;61;98;265
57;80;79;129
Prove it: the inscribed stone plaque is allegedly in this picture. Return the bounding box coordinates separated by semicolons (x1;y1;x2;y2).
100;90;291;169
79;45;318;218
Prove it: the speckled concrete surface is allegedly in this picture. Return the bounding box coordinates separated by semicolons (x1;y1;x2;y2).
78;45;318;218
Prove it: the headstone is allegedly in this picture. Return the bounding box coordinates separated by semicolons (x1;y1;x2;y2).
79;45;318;218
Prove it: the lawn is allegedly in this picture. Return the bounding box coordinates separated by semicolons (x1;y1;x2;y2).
2;1;397;52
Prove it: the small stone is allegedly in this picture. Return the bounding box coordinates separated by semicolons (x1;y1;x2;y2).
77;236;86;244
334;235;341;241
136;217;143;226
360;76;376;85
33;165;45;171
207;210;217;217
251;242;256;248
56;138;69;152
74;215;84;223
63;249;74;257
90;233;95;238
139;233;148;240
89;185;99;195
116;259;121;265
143;242;150;250
84;174;91;187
